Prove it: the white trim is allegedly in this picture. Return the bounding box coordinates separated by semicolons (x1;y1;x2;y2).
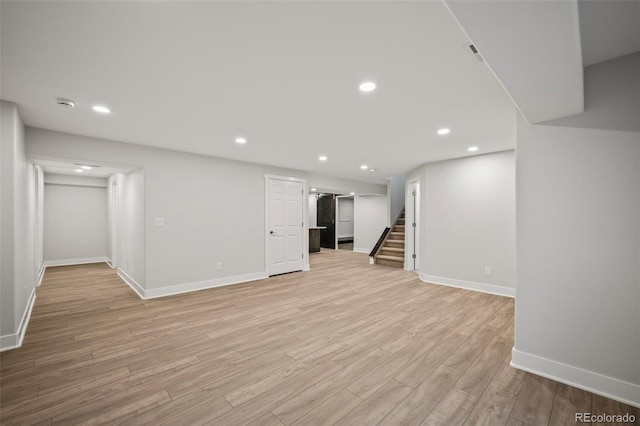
37;265;46;287
117;268;145;299
119;269;268;300
44;257;108;267
353;247;371;254
511;347;640;408
303;263;310;272
0;288;36;352
405;175;421;272
419;273;515;298
264;174;308;277
106;258;114;269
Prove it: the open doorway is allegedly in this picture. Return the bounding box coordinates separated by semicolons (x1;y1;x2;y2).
336;195;354;250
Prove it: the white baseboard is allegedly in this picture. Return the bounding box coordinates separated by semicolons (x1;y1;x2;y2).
37;265;46;287
44;257;108;267
106;258;114;269
353;247;371;254
303;263;311;272
117;268;145;299
511;347;640;408
419;273;515;298
118;270;268;300
0;288;36;352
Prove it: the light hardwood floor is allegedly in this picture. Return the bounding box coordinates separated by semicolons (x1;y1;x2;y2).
1;250;637;425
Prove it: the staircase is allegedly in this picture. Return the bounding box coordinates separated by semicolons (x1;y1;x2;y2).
375;212;405;268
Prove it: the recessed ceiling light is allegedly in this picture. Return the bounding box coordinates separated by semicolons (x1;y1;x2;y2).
350;192;355;195
310;188;317;192
437;128;450;135
468;146;479;152
360;165;368;170
369;168;376;172
92;105;111;114
235;137;247;144
318;155;328;161
74;169;83;173
80;165;92;170
359;81;376;92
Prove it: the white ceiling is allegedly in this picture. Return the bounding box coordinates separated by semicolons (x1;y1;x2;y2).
1;1;516;184
444;0;585;124
579;0;640;66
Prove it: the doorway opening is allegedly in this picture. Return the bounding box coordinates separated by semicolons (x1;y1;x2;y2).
336;195;354;250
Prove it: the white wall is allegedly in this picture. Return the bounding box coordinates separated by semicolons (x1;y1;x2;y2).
26;127;386;296
387;175;405;226
353;195;387;253
43;174;108;264
513;53;640;407
308;195;317;228
418;151;516;296
118;170;145;287
515;116;639;406
0;100;36;351
336;196;354;238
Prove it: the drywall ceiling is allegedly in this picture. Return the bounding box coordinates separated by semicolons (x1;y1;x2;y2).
579;0;640;66
1;1;516;183
444;0;584;124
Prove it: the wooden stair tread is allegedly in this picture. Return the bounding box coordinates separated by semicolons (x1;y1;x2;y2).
380;247;404;253
376;255;404;262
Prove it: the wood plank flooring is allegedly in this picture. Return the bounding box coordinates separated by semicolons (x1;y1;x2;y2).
1;249;637;425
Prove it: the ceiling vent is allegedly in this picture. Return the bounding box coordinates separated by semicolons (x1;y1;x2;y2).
466;43;484;63
56;98;75;108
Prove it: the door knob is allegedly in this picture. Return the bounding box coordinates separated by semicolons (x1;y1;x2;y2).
270;230;274;234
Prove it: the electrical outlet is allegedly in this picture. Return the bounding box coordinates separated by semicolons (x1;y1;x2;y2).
217;262;222;271
484;267;491;276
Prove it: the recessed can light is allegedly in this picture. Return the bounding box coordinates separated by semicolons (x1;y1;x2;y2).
468;146;479;152
437;128;450;135
310;188;317;192
235;137;247;144
350;192;355;195
360;165;368;170
92;105;111;114
359;81;376;92
74;169;83;173
318;155;328;161
369;168;376;172
80;165;92;170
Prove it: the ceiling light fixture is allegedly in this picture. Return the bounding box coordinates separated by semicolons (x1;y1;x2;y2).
437;128;450;135
360;165;368;170
369;168;376;172
74;169;83;173
235;137;247;144
310;188;317;192
350;192;355;195
92;105;111;114
468;146;479;152
359;81;376;92
80;165;92;170
318;155;328;161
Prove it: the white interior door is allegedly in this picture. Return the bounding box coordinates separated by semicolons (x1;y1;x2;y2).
267;178;304;276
